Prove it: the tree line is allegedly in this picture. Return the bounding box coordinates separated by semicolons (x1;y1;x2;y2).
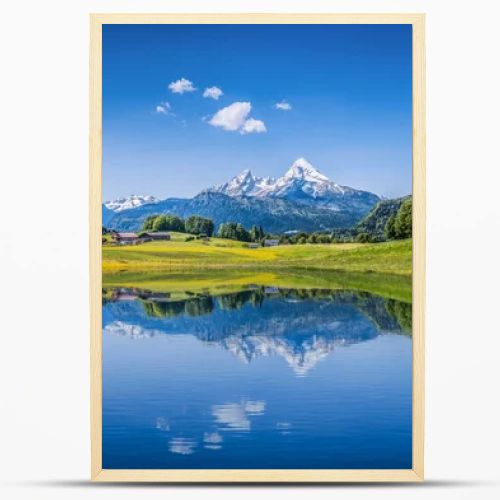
140;199;412;245
142;214;214;236
385;198;412;240
142;214;266;243
217;223;265;242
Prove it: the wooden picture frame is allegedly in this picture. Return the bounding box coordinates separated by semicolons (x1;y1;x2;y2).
90;13;425;482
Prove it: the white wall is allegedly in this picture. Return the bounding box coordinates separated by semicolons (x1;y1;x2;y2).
1;1;499;499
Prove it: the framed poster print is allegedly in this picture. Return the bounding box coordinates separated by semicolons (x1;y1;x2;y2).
90;13;425;482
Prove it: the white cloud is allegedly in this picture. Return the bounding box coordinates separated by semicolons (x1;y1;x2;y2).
241;118;267;134
208;101;267;134
155;101;172;115
203;86;223;100
168;78;196;94
209;101;251;131
274;100;292;111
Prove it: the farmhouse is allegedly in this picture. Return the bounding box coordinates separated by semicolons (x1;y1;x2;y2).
143;232;171;241
111;232;139;244
248;243;260;249
264;239;280;247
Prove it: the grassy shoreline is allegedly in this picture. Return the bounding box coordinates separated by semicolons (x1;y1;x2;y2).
103;268;412;303
102;235;412;303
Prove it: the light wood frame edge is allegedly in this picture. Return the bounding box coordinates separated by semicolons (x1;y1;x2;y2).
89;12;425;483
90;13;103;480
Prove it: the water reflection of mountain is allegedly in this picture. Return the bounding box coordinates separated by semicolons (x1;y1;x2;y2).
103;288;411;374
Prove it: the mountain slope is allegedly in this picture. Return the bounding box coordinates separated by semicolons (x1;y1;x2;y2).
355;196;411;239
102;204;115;226
107;191;369;232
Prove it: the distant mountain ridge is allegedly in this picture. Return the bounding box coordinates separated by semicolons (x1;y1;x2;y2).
104;158;381;233
104;194;159;213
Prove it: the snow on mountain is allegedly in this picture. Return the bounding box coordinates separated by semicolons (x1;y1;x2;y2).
106;158;380;232
104;194;159;212
206;158;353;200
209;169;277;197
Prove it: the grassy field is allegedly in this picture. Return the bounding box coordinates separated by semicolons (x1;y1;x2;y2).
103;233;412;275
102;234;412;302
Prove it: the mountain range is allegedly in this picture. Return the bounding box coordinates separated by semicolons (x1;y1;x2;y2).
104;194;159;212
104;158;381;233
207;158;356;201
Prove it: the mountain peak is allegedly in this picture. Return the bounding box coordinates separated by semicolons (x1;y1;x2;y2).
236;169;253;180
284;158;330;183
292;157;316;170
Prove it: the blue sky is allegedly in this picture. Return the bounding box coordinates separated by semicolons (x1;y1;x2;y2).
103;24;412;201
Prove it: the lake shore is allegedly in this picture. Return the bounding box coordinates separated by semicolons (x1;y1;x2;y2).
102;236;412;303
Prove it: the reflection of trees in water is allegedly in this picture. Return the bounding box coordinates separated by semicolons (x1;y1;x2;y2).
142;300;185;318
134;287;412;334
184;296;214;316
141;295;214;318
217;289;263;310
334;291;412;335
385;299;412;334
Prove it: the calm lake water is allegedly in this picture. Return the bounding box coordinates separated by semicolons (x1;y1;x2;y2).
102;287;412;469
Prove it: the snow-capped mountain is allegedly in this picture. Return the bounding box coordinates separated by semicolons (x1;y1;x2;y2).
104;194;159;213
104;158;381;232
207;158;355;201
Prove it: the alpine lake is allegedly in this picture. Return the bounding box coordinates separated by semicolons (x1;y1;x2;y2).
102;269;412;469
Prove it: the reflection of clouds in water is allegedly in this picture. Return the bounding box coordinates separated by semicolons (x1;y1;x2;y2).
212;400;266;431
276;421;292;435
156;417;170;432
204;432;223;450
244;400;266;414
163;404;290;456
204;431;223;444
168;437;197;455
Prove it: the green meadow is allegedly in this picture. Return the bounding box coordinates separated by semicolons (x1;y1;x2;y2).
102;233;412;302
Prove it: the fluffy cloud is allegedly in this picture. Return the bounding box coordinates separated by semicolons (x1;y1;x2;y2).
274;100;292;111
168;77;196;94
209;101;251;131
203;86;223;100
155;101;172;115
209;101;267;134
240;118;267;134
